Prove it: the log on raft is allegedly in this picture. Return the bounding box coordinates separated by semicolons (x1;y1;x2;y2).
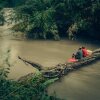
18;48;100;79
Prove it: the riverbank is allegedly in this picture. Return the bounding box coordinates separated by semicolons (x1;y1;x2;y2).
0;68;62;100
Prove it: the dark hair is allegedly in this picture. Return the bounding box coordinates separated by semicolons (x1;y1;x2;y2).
79;47;81;50
72;53;75;58
82;46;85;49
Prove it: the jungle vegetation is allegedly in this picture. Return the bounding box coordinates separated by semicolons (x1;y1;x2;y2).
0;49;63;100
0;0;100;40
13;0;100;40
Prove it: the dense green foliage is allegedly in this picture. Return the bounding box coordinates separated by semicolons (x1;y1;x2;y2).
0;0;26;8
0;73;61;100
13;0;59;40
0;50;63;100
12;0;100;40
0;0;100;40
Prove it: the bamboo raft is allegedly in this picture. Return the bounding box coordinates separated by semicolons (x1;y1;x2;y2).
18;48;100;79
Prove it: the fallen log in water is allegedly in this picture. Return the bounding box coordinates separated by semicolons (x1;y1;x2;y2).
18;48;100;79
18;56;43;71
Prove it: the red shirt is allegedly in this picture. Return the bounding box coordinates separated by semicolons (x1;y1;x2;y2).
82;48;88;57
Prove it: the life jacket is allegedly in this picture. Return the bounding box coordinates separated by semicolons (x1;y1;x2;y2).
68;58;77;63
82;48;88;57
87;50;92;55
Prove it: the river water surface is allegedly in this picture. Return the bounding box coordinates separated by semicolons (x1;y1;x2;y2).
0;37;100;100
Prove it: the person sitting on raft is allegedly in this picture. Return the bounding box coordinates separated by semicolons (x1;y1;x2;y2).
67;53;78;63
82;46;93;56
68;48;83;63
82;46;89;57
75;48;83;60
67;47;92;63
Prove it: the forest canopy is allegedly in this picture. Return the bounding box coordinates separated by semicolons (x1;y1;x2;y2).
0;0;100;40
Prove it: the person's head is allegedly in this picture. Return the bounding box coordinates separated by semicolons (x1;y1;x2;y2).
82;46;85;49
78;47;81;50
72;53;75;58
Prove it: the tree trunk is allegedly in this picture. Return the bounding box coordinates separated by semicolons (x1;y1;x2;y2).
18;48;100;79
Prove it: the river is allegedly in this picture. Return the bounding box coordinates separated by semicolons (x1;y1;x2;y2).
0;37;100;100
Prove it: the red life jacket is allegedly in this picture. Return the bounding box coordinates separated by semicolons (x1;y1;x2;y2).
82;48;88;57
68;58;77;63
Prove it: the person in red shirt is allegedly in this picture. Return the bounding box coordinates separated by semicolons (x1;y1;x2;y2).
82;47;89;57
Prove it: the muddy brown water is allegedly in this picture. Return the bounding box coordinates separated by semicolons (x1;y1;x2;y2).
0;38;100;100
